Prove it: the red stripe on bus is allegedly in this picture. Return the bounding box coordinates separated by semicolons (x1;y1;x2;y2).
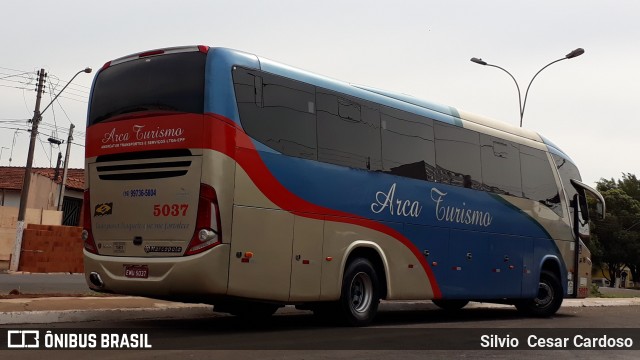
86;113;442;298
206;114;442;299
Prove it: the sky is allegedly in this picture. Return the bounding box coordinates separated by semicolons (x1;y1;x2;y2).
1;0;638;187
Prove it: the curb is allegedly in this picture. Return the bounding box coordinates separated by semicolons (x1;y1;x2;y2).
0;304;214;325
0;307;215;325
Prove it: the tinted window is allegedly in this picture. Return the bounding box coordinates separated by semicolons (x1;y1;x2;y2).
381;106;435;181
233;68;317;160
553;153;582;220
317;89;381;170
434;123;482;189
480;135;522;196
89;52;206;125
521;146;562;216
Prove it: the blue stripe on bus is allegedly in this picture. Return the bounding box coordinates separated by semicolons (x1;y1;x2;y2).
255;150;565;299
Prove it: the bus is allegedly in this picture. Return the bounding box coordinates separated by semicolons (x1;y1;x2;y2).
83;45;605;326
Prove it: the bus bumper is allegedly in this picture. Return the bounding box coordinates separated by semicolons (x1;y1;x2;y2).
83;244;230;299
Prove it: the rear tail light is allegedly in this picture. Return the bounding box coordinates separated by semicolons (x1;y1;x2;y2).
83;190;99;254
100;61;111;71
185;184;222;256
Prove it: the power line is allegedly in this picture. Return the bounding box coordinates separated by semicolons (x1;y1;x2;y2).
0;71;35;81
47;81;60;139
0;119;29;123
0;125;28;131
55;94;88;103
0;77;34;85
49;73;91;90
0;83;31;91
36;134;52;165
0;65;31;73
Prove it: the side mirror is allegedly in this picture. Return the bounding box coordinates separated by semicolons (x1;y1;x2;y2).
579;192;589;222
596;202;604;219
573;192;590;240
570;179;606;220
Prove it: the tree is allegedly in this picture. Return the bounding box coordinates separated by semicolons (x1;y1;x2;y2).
593;175;640;287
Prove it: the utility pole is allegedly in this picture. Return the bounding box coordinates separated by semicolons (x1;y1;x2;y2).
57;123;74;212
10;69;46;272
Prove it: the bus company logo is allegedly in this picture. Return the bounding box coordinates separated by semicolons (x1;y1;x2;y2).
7;330;40;348
101;125;185;144
371;183;422;218
94;203;113;217
431;188;493;227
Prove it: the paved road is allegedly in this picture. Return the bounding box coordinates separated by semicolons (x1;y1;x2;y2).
2;306;639;359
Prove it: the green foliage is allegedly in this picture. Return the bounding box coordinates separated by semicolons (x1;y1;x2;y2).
592;174;640;286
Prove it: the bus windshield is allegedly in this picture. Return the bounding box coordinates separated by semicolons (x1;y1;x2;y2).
88;52;206;125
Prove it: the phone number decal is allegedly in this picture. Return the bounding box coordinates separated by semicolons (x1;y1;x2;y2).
123;189;157;197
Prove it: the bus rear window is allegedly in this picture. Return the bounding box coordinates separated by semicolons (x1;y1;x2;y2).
88;52;206;125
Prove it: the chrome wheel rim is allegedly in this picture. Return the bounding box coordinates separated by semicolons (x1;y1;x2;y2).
349;272;373;314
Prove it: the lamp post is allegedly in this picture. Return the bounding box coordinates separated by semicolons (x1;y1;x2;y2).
10;67;92;272
470;48;584;127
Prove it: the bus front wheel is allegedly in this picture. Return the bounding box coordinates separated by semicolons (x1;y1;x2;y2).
515;269;563;317
338;258;380;326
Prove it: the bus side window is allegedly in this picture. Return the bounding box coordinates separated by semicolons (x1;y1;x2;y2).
317;89;382;171
520;146;562;217
480;135;522;197
233;68;317;161
380;106;436;181
434;122;482;190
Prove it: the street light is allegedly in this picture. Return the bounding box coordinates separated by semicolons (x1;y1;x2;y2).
470;48;584;127
40;67;92;116
10;67;92;272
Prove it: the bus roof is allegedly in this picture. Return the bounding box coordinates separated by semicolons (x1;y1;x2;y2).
110;46;571;160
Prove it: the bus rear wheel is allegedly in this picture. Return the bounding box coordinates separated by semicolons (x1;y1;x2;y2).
515;269;563;317
338;258;380;326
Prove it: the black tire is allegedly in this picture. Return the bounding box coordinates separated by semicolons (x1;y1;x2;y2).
432;299;469;311
337;258;381;326
515;269;563;317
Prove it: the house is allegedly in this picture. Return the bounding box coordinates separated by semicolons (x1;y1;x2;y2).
0;166;84;226
0;166;85;271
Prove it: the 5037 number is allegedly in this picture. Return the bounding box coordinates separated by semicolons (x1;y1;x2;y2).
153;204;189;217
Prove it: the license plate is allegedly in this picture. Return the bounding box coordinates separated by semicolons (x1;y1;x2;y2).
124;265;149;279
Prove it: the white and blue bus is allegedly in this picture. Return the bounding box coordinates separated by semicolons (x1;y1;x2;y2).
83;46;605;326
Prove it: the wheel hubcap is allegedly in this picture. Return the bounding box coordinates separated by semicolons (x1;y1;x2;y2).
350;272;372;313
534;282;553;308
